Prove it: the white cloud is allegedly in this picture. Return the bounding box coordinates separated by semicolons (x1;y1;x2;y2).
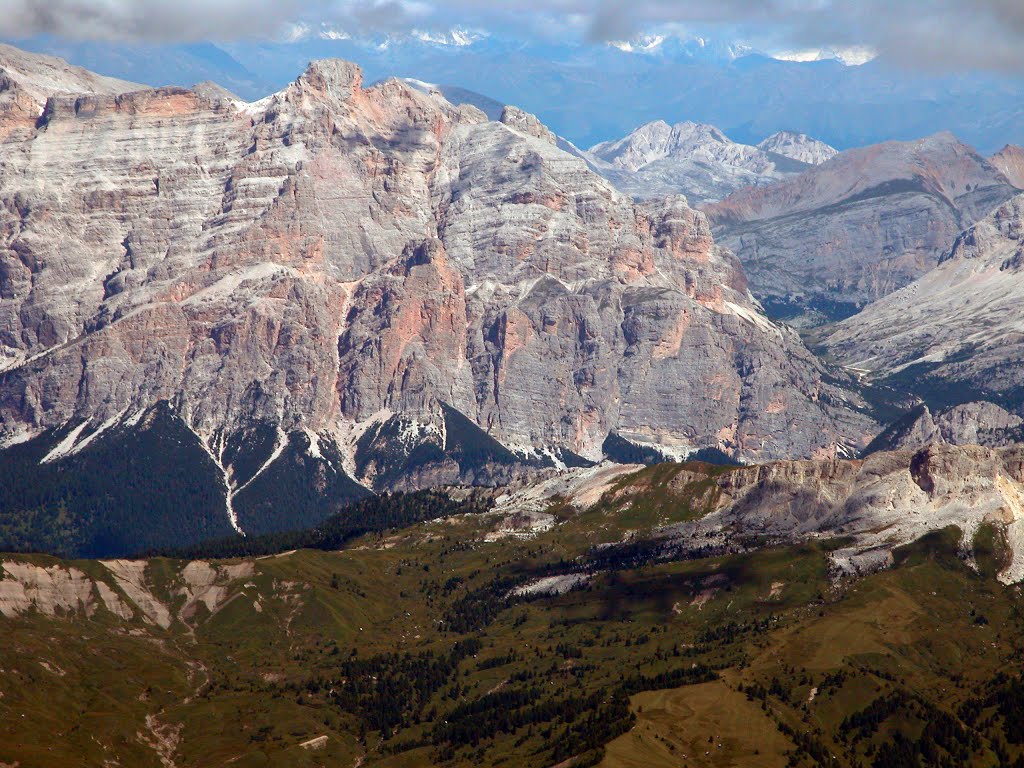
3;0;1024;72
318;23;352;41
283;21;311;42
609;34;666;53
0;0;314;41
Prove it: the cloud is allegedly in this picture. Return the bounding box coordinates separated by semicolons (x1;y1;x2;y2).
3;0;1024;71
0;0;310;41
787;0;1024;72
466;0;1024;71
448;0;1024;71
0;0;426;42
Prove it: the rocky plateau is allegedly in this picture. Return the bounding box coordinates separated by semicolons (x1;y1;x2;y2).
535;443;1024;586
677;442;1024;583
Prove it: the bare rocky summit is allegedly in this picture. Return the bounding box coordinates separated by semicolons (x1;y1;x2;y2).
586;120;813;204
757;131;838;166
705;132;1020;324
864;402;1024;454
0;46;877;541
991;144;1024;189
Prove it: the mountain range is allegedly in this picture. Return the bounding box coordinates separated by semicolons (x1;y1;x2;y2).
1;41;1023;562
584;121;830;204
0;44;882;555
399;83;840;204
7;36;1024;768
705;132;1022;323
8;30;1024;153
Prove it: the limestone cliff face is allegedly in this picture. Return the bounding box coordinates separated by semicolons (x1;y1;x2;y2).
669;443;1024;583
0;51;875;497
0;44;143;143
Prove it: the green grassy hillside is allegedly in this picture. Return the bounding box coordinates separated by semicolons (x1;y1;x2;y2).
1;464;1023;767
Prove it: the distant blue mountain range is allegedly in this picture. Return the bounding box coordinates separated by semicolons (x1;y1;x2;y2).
7;31;1024;153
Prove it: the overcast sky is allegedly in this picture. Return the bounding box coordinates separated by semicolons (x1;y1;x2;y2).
5;0;1024;72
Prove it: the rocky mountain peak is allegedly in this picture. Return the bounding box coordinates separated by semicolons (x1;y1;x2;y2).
301;58;363;97
0;43;877;538
991;144;1024;189
589;120;734;172
757;130;837;165
499;105;556;145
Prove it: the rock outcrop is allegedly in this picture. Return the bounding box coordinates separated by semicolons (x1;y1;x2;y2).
865;402;1024;454
0;556;256;626
499;105;556;144
991;144;1024;189
0;561;101;618
664;444;1024;583
705;133;1020;324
